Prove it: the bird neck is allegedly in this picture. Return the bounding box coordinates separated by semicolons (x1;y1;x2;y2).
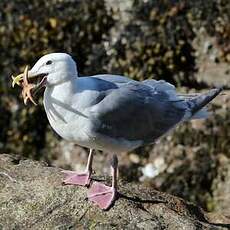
45;79;76;104
46;71;77;87
43;79;78;125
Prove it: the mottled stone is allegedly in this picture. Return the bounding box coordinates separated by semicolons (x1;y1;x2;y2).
0;154;229;229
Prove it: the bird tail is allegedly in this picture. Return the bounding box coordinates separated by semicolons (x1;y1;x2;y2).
186;87;223;120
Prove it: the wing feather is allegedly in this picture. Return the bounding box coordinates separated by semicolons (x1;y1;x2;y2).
90;81;186;143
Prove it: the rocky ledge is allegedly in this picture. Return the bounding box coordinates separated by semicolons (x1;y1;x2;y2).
0;154;229;229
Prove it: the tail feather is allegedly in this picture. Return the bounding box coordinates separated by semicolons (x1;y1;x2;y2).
187;87;222;119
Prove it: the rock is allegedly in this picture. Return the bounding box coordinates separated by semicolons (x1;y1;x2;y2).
212;154;230;215
0;154;229;229
193;28;230;88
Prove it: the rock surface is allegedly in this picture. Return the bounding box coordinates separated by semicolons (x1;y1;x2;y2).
0;154;229;230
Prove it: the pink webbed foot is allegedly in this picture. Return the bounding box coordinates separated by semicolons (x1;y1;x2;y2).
62;149;94;186
88;154;118;210
88;181;117;210
62;170;91;186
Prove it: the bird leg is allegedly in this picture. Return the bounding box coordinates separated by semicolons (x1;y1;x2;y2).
62;149;94;186
88;154;118;210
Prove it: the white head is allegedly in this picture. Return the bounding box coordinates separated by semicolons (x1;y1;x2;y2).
29;53;78;86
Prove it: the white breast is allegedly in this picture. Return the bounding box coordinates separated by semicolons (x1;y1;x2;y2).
43;82;95;145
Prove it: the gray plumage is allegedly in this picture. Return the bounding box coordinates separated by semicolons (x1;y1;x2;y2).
90;78;185;143
88;77;221;144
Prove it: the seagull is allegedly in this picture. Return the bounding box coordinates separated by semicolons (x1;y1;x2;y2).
12;53;222;210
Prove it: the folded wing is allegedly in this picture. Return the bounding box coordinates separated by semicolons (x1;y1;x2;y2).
90;80;187;144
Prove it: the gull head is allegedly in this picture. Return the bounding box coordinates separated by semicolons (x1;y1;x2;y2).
13;53;77;89
12;53;78;104
29;53;77;87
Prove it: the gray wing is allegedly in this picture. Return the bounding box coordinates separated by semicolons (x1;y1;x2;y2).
74;75;135;108
90;81;187;144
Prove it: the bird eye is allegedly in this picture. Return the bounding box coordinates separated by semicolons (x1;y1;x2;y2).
46;60;52;65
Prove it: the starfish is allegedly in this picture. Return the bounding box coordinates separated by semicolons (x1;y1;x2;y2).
21;66;37;105
12;66;37;105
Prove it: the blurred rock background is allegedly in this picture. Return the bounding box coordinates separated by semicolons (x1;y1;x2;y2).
0;0;229;214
